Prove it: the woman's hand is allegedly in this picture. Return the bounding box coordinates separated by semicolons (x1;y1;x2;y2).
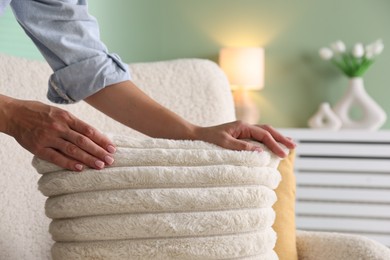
1;97;116;171
195;121;296;158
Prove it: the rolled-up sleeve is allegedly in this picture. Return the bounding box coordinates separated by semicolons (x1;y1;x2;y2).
10;0;130;104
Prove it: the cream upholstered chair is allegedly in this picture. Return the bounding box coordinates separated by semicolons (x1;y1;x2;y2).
1;53;390;259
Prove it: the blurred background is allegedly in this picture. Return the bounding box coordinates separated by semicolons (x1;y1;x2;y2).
1;0;389;128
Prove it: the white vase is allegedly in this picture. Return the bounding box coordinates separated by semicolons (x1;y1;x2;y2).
333;77;387;130
308;102;342;130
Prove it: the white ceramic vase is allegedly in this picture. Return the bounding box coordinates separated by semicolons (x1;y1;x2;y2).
308;102;342;130
333;77;387;131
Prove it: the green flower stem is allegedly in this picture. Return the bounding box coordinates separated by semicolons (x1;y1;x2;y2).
354;58;374;77
330;55;375;77
342;54;353;76
331;59;349;76
347;53;359;72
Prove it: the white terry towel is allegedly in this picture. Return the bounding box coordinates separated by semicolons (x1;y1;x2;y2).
51;231;279;260
49;208;275;242
33;136;286;260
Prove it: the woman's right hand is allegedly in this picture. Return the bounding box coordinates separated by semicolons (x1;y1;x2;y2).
1;96;116;171
194;121;296;157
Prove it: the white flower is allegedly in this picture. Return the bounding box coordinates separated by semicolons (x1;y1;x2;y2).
319;47;333;60
352;43;364;58
373;39;384;55
331;40;346;53
365;39;384;59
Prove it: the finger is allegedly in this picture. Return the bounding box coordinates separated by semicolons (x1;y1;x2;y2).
67;114;116;154
249;126;287;157
54;138;109;170
65;130;114;167
258;125;296;149
64;114;116;166
286;137;296;148
219;135;264;152
38;148;84;172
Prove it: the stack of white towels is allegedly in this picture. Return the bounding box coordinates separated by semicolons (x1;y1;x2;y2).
33;135;284;260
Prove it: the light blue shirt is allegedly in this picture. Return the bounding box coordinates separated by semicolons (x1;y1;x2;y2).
1;0;130;104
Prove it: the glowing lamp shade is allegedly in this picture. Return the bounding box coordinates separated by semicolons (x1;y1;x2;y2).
219;47;264;90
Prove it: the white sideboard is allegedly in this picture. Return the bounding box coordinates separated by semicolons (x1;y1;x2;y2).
279;128;390;247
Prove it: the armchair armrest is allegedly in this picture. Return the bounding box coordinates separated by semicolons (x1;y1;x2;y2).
297;230;390;260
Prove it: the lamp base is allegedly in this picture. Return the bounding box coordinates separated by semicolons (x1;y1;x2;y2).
233;88;260;125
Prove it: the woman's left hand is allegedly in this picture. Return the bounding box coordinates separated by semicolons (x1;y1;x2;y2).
195;121;296;158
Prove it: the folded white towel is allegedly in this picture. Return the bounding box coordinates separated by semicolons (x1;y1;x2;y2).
33;137;282;174
50;208;275;242
45;186;277;219
51;231;277;260
33;136;285;260
38;165;280;197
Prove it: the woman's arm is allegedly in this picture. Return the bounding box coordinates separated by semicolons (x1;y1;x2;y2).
8;0;294;172
10;0;130;105
7;0;126;171
85;81;296;157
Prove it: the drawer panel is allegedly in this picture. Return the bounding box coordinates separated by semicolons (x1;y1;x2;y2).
295;158;390;172
296;187;390;203
296;201;390;218
297;216;390;233
296;172;390;189
296;143;390;158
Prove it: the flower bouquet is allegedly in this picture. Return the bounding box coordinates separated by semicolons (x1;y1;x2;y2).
319;39;384;77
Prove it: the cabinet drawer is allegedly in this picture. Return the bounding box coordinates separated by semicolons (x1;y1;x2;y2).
279;129;390;247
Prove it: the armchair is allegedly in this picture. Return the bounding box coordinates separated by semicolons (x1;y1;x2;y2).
1;53;389;259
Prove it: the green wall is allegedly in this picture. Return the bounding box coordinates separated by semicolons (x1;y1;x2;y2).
1;0;389;129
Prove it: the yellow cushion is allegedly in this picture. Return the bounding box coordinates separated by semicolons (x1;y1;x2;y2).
273;150;298;260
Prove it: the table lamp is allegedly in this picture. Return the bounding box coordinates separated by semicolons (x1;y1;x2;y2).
219;47;264;124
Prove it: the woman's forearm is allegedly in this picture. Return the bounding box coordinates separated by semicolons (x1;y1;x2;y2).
0;94;14;134
85;80;296;158
84;80;199;140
